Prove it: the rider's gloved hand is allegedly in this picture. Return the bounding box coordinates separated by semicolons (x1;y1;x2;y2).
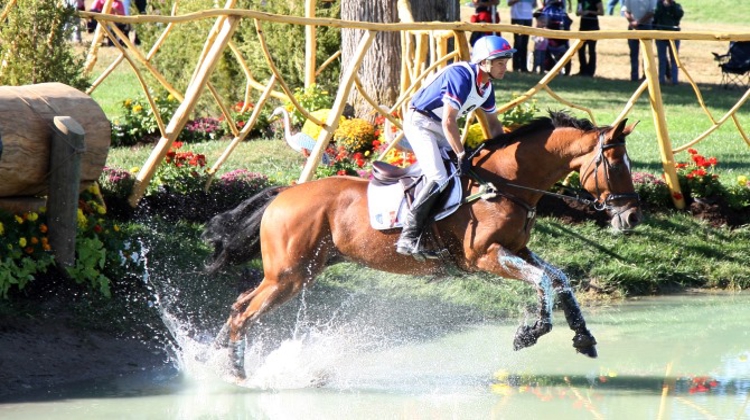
456;151;471;176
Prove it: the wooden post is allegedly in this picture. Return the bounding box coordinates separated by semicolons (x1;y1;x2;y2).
641;39;685;210
304;0;317;88
48;117;85;267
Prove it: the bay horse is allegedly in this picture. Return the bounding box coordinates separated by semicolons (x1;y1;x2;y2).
203;111;643;379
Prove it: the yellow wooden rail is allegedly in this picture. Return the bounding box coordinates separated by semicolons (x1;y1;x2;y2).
70;6;750;209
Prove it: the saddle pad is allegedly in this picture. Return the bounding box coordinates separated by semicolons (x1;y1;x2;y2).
367;176;463;230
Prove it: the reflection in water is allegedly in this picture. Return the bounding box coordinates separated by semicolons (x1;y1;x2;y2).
1;294;748;420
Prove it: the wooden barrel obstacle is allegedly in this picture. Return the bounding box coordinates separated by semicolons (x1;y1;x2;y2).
0;83;111;265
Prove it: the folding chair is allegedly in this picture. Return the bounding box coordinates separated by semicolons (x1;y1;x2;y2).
713;41;750;90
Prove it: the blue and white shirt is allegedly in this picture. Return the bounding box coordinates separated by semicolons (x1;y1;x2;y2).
410;62;497;122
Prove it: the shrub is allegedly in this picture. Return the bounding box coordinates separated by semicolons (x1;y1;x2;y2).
725;175;750;210
112;93;180;147
149;141;209;195
0;0;90;90
181;117;224;143
333;118;377;154
675;148;726;201
631;172;672;210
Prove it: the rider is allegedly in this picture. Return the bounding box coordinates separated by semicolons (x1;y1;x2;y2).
396;35;513;257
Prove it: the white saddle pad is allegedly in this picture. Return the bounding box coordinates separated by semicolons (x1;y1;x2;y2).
367;176;463;230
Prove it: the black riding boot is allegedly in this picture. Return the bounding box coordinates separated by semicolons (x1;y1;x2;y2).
396;181;441;256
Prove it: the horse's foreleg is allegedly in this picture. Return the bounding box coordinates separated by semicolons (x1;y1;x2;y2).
475;245;554;350
527;252;597;358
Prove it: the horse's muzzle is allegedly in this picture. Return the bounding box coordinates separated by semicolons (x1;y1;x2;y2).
609;205;643;232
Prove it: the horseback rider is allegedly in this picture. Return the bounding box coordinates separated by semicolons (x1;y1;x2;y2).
396;35;514;257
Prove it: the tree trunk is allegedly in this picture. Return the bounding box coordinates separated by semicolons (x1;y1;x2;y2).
341;0;460;121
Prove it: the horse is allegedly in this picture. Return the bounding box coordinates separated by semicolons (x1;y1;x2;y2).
202;111;643;379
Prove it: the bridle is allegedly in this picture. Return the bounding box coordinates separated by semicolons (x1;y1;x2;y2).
577;132;641;212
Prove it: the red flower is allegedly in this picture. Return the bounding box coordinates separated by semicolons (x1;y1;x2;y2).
337;170;347;176
94;225;103;233
672;192;683;200
687;148;698;155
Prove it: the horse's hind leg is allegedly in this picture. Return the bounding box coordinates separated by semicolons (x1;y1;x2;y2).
221;275;309;379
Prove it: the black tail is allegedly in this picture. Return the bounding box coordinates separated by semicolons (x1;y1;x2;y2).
202;186;286;274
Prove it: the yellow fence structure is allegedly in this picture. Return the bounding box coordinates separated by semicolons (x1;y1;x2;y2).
74;1;750;210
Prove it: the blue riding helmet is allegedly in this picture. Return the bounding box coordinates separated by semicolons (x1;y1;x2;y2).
471;35;516;64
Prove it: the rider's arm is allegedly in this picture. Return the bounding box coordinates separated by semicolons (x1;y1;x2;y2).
441;105;465;159
484;110;506;138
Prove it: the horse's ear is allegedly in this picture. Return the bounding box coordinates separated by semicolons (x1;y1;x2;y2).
609;119;638;141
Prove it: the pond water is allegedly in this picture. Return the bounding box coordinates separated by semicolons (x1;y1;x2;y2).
1;293;749;419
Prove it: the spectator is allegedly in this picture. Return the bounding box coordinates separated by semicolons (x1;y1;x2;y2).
531;16;549;73
134;0;147;14
575;0;603;76
508;0;538;72
622;0;657;82
470;0;501;47
536;0;573;75
89;0;130;46
544;0;572;12
65;0;86;43
653;0;683;85
606;0;620;15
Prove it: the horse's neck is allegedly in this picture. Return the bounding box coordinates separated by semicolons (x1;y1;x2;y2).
489;129;593;201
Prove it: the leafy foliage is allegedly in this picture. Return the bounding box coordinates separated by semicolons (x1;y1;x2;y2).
0;0;89;90
0;186;145;299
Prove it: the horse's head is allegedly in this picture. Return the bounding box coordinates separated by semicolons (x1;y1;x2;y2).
576;119;643;232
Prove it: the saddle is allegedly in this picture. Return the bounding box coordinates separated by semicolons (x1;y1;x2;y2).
366;159;462;231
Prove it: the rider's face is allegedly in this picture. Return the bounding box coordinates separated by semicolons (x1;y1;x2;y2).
482;58;510;80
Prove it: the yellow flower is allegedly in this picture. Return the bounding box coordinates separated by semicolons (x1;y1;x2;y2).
113;225;120;232
167;94;175;101
133;104;143;113
465;123;486;149
14;215;23;224
124;98;132;108
27;212;38;222
0;222;4;235
76;209;88;229
19;237;27;247
738;175;748;186
130;167;140;174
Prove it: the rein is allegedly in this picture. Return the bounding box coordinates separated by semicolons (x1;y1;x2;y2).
463;132;639;215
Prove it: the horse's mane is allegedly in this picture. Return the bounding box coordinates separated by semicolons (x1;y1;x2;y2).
484;110;597;148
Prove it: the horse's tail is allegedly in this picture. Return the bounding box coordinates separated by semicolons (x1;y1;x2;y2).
202;186;286;274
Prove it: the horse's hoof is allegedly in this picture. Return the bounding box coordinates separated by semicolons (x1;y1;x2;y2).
512;325;539;351
576;345;598;358
573;331;598;358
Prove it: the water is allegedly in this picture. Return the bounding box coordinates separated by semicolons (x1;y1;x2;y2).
2;293;749;419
